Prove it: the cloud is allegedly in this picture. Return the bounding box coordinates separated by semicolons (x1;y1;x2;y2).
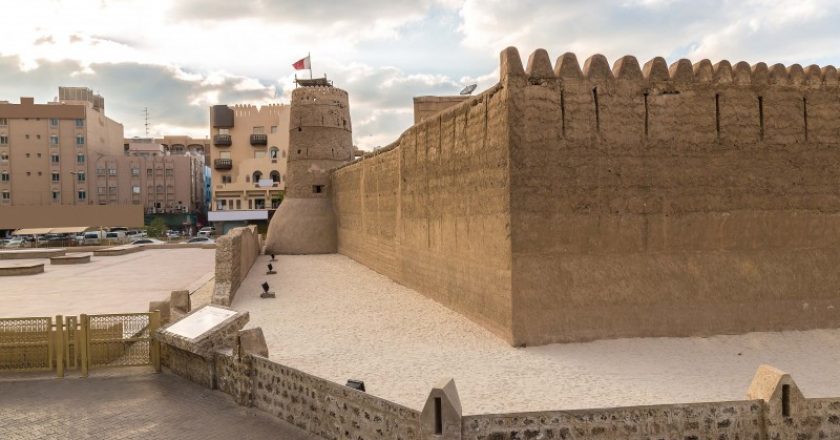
0;55;276;138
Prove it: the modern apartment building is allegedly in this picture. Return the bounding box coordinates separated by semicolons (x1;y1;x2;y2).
112;139;206;215
0;87;142;231
208;103;289;232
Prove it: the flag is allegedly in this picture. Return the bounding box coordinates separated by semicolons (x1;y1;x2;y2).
292;55;311;70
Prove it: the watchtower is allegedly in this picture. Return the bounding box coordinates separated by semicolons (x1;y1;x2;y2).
264;77;353;254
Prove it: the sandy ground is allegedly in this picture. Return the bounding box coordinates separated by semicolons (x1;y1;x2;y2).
232;253;840;415
0;249;215;317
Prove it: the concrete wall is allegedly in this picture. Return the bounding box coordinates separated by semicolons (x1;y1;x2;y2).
332;84;514;342
212;225;261;306
0;204;143;229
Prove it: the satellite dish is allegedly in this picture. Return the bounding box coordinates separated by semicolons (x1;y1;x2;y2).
460;84;477;95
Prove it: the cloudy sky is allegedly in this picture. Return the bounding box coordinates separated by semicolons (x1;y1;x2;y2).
1;0;838;149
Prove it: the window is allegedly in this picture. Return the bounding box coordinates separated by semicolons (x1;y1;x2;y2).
0;172;8;181
37;153;41;158
0;153;7;161
219;151;231;159
131;168;140;176
52;191;60;201
108;168;117;176
36;134;41;140
312;185;324;194
0;136;7;144
51;172;59;182
50;135;59;145
146;169;153;176
270;147;279;159
270;171;281;182
270;126;278;134
98;187;106;195
75;118;84;127
25;153;30;158
0;118;7;126
109;186;117;193
25;134;29;139
76;154;85;164
132;186;140;194
50;118;58;127
254;151;266;159
1;191;9;200
218;128;230;135
76;135;85;145
156;185;163;193
77;172;85;182
252;126;265;134
165;169;173;176
222;175;232;183
252;170;262;182
78;190;86;200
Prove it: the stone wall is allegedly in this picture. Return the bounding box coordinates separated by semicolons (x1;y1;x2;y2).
212;225;261;306
251;356;422;440
331;46;840;346
332;84;514;342
504;48;840;344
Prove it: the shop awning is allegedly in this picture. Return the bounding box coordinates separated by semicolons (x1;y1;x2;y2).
12;228;55;235
47;226;94;234
12;226;93;235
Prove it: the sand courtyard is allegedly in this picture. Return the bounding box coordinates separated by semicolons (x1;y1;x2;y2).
233;253;840;415
0;248;215;317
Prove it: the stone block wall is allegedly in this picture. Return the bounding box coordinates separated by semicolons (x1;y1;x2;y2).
251;356;422;440
212;225;262;306
332;84;514;342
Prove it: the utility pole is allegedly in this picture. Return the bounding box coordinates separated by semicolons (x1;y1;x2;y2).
144;107;150;137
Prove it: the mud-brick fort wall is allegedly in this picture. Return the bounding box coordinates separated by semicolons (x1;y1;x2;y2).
333;46;840;346
332;84;514;342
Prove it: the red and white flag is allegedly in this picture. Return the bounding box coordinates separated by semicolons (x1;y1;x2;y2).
292;55;311;70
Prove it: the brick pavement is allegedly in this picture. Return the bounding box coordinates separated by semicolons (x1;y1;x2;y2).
0;371;316;440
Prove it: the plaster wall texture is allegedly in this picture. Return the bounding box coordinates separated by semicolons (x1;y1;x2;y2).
331;46;840;345
212;225;261;306
333;85;514;341
413;96;470;124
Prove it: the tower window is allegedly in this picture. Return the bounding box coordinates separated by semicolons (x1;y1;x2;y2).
312;185;323;194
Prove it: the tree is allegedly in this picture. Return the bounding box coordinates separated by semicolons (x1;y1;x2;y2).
145;217;167;238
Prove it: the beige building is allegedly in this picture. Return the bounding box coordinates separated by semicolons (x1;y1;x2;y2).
102;139;206;215
208;103;289;232
0;87;142;230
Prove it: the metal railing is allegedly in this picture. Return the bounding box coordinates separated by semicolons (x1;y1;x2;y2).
0;312;160;377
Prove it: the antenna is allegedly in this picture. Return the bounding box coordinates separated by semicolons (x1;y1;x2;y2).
144;107;150;136
460;84;477;96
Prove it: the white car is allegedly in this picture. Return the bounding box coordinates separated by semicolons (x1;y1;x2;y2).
184;237;214;244
130;238;165;245
4;237;24;248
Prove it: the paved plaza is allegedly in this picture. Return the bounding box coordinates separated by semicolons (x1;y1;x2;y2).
0;372;315;440
0;248;214;317
233;253;840;415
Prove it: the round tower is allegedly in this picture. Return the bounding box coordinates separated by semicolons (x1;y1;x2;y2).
264;79;353;254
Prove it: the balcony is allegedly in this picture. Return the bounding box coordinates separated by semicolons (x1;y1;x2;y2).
214;158;233;170
250;134;268;146
213;134;232;146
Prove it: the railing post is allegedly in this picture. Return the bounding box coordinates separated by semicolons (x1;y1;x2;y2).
55;315;65;378
79;314;89;377
150;310;161;373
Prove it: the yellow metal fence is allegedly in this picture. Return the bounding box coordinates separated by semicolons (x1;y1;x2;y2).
0;312;160;377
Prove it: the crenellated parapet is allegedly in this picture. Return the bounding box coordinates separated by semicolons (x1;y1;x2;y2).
500;46;840;89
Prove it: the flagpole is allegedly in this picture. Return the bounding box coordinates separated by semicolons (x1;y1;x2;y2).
309;52;312;80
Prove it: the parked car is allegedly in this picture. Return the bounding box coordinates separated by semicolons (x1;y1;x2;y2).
165;230;182;239
81;231;107;245
198;226;215;237
184;237;214;244
130;238;164;245
105;231;128;243
4;237;25;248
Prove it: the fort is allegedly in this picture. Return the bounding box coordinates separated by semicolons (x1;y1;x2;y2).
267;47;840;347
